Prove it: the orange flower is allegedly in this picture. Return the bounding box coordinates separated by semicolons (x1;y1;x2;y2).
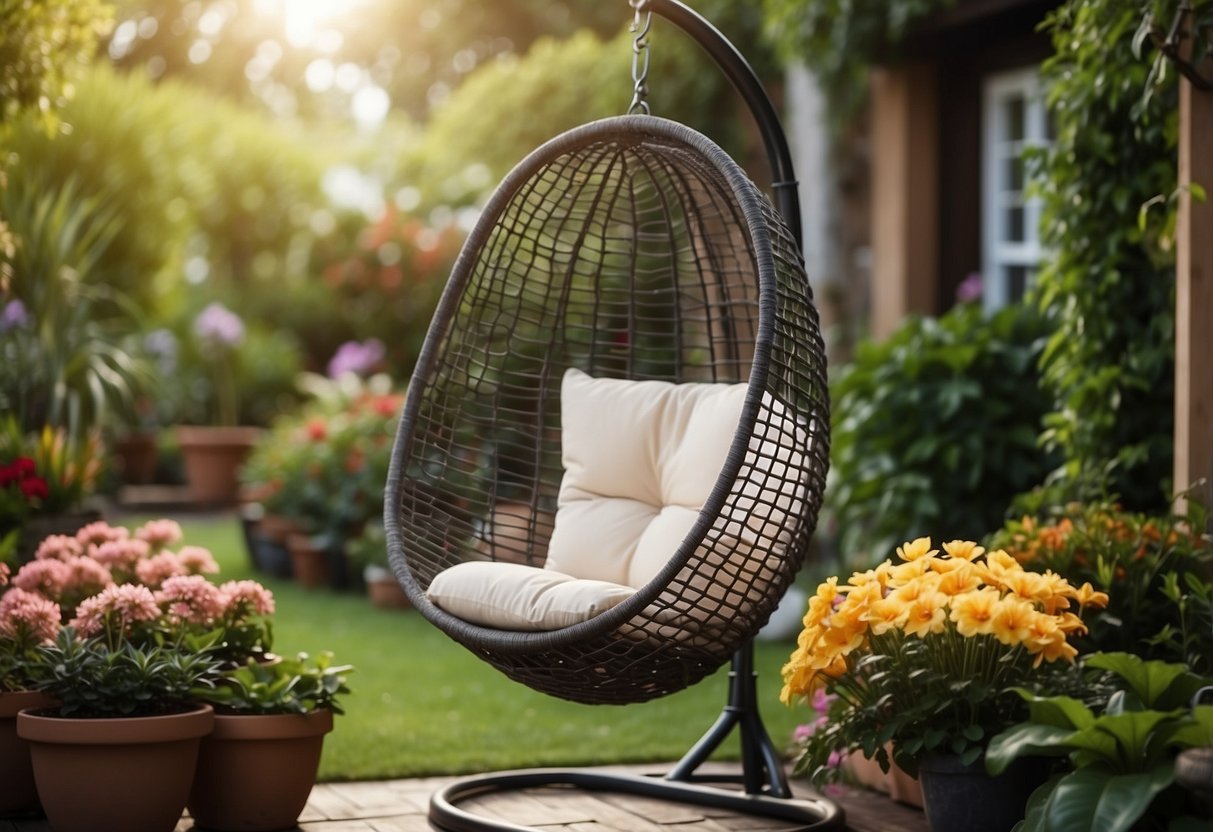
942;540;985;561
990;597;1036;646
1073;581;1109;611
901;591;949;638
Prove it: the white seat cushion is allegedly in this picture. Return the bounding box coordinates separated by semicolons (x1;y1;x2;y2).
426;561;636;630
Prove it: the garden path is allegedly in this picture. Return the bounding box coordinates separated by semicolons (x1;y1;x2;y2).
2;763;927;832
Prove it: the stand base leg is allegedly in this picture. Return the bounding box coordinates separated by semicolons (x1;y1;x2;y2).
429;768;846;832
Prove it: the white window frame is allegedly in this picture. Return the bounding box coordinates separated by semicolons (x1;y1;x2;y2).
981;67;1048;313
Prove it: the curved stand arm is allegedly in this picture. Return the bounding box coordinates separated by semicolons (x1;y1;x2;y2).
636;0;802;248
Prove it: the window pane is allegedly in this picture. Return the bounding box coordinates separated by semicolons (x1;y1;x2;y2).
1005;95;1025;141
1006;265;1030;302
1006;155;1024;191
1005;205;1025;242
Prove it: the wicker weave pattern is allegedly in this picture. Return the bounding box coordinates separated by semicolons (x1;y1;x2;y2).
386;116;829;704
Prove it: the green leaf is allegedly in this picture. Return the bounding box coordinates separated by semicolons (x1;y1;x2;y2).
1043;764;1175;832
1020;692;1096;730
1016;774;1065;832
1167;705;1213;748
1093;710;1184;765
986;724;1074;775
1085;653;1192;708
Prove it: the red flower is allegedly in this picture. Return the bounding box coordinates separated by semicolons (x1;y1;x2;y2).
19;476;49;501
305;419;328;442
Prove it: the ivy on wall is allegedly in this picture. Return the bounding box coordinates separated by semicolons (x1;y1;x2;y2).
1029;0;1185;510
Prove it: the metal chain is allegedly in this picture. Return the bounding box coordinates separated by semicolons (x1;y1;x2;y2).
628;0;653;115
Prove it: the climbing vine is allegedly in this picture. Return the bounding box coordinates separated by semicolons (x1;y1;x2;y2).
1028;0;1194;510
760;0;953;116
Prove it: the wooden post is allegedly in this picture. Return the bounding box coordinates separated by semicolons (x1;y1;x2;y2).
1174;77;1213;516
870;63;939;339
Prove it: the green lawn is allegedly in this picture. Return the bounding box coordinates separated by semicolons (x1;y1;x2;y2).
147;514;807;781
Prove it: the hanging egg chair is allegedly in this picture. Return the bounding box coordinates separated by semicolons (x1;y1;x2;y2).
384;1;839;828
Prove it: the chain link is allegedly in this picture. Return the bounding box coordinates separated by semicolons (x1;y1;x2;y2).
628;1;653;115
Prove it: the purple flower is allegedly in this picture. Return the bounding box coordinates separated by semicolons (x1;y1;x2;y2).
194;303;245;348
327;338;386;378
1;299;30;332
956;272;983;304
143;328;179;375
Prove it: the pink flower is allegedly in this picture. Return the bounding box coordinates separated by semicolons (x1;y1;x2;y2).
63;556;114;598
219;580;275;619
12;558;71;598
0;587;61;645
75;521;130;549
793;723;817;742
811;687;837;716
135;552;187;588
0;562;8;587
177;546;220;575
155;575;224;626
34;534;84;561
826;750;845;769
70;584;160;638
91;539;151;577
134;519;183;551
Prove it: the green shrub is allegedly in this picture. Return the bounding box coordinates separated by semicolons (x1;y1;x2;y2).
828;301;1054;564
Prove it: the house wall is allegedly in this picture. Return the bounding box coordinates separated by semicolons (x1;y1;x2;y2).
867;0;1055;337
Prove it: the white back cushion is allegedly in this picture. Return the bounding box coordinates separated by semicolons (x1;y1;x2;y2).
545;369;746;588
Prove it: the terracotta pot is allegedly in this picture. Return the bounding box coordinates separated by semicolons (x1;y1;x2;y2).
112;431;159;485
0;690;55;817
364;565;411;609
17;704;214;832
843;747;923;808
188;709;333;832
287;533;330;590
177;425;263;505
258;513;301;544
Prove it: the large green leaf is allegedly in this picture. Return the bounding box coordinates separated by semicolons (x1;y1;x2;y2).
1018;690;1096;730
1086;653;1198;709
1043;764;1175;832
1016;774;1065;832
1093;710;1185;766
986;724;1074;775
1166;705;1213;748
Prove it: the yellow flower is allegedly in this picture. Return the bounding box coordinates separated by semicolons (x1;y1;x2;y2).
1000;569;1052;604
990;596;1036;646
887;572;941;604
864;596;909;635
942;540;985;561
1073;581;1109;611
901;590;949;637
889;556;935;586
936;562;982;596
897;537;938;562
1056;612;1087;636
1024;615;1078;666
949;588;1002;637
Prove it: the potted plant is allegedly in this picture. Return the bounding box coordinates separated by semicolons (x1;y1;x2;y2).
176;301;263;504
1;417;106;562
241;371;405;590
986;652;1213;832
0;569;59;816
7;518;285;831
188;651;354;832
781;537;1105;832
348;520;409;609
17;594;222;832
